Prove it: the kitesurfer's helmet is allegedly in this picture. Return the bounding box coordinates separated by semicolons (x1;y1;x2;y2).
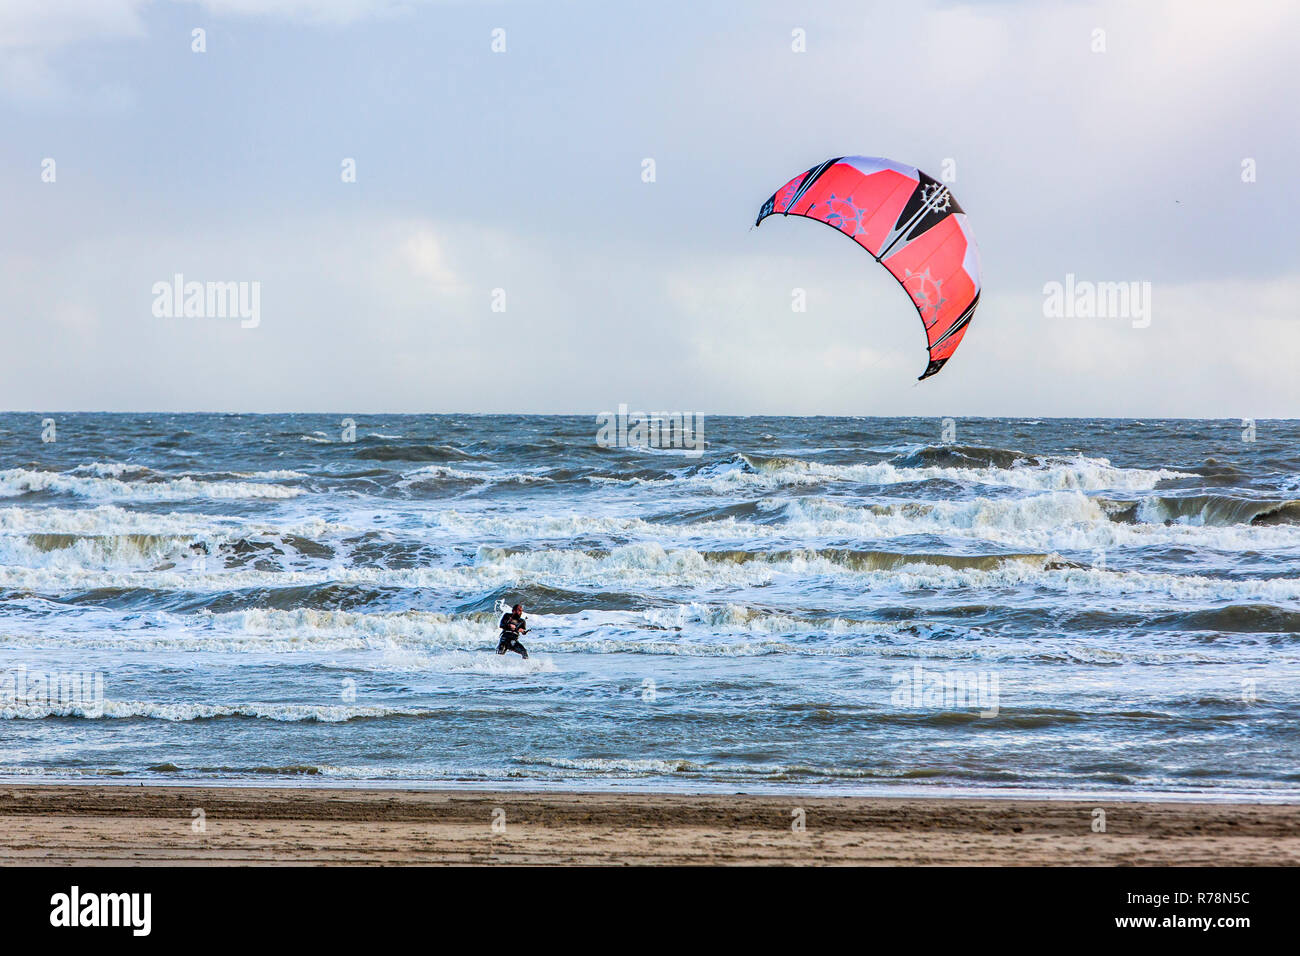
512;604;523;614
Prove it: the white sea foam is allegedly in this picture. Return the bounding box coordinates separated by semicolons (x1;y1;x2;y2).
397;464;553;489
235;607;491;649
0;699;433;721
514;756;910;780
0;468;302;501
774;493;1300;551
0;603;910;657
68;462;147;477
67;462;307;481
0;504;346;538
2;542;1298;604
591;453;1188;494
523;756;704;774
0;494;1294;579
0;533;193;569
432;492;1300;554
0;506;352;570
416;651;557;674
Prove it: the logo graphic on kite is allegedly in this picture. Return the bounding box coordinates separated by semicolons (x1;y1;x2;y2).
755;156;982;380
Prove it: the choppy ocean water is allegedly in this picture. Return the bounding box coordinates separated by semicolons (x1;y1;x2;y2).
1;413;1297;798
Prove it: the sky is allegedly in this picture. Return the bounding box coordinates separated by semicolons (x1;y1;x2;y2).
1;0;1297;416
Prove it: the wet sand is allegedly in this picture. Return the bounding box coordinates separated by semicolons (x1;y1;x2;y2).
0;785;1296;866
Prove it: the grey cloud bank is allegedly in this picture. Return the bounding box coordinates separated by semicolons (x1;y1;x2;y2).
1;0;1296;416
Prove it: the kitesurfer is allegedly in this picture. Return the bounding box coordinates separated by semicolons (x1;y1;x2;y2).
497;603;528;659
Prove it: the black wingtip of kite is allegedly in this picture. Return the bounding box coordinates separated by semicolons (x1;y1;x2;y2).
918;358;947;381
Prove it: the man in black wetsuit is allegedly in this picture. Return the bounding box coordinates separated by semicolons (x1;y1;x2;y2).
497;603;528;659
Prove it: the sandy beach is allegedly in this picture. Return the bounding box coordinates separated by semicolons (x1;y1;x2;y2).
0;785;1296;866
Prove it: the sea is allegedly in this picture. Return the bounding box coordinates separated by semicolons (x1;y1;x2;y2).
1;413;1297;799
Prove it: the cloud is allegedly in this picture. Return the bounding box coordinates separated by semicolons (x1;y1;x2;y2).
0;0;416;51
0;0;147;101
0;0;431;100
397;226;461;289
0;0;148;50
0;211;606;412
2;0;1296;413
187;0;420;26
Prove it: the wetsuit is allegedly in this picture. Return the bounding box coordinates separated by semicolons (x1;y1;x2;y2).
497;612;528;659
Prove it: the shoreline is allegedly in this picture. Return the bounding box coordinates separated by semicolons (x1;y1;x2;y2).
3;775;1299;804
3;784;1298;865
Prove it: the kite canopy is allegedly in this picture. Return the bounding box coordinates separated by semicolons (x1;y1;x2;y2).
755;156;982;380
